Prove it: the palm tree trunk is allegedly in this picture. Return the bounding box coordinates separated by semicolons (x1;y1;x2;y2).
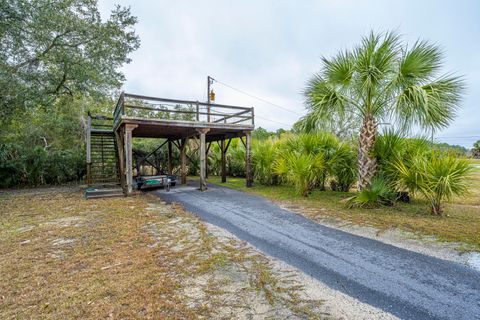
431;199;443;215
358;114;377;190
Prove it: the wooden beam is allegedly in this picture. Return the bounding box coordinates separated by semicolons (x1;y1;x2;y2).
144;140;168;159
221;138;226;183
135;153;141;177
124;124;138;194
213;109;252;123
232;118;252;124
240;136;246;148
185;149;196;162
245;131;252;188
180;138;187;185
140;156;158;172
133;149;162;174
205;141;212;178
197;128;210;191
86;115;92;185
172;139;180;150
225;138;232;153
168;140;173;175
206;141;212;154
119;117;254;131
199;131;207;190
115;126;126;194
191;135;200;148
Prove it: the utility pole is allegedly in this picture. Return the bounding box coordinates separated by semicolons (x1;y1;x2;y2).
206;76;214;178
207;76;213;122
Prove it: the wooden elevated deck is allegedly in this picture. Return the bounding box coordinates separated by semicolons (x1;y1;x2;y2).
115;93;254;141
87;92;255;196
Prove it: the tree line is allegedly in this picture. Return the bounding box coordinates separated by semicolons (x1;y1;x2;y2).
0;0;140;187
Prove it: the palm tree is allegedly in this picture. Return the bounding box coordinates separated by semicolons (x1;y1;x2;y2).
304;31;464;190
473;140;480;158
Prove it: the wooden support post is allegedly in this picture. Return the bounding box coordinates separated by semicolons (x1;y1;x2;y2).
205;142;211;179
86;115;92;185
197;128;210;191
221;139;226;183
180;138;187;185
135;153;141;177
167;140;173;175
124;124;137;194
86;164;91;185
115;127;126;194
245;131;252;187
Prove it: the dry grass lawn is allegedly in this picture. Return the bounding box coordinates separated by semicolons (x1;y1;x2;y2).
0;187;324;319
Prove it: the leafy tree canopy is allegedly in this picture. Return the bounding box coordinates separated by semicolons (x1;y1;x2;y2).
251;127;289;140
0;0;139;187
474;140;480;150
0;0;140;118
433;142;468;157
473;140;480;158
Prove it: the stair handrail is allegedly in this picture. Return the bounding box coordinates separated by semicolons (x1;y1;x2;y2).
113;91;125;129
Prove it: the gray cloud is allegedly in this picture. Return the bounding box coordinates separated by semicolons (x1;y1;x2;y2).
99;0;480;147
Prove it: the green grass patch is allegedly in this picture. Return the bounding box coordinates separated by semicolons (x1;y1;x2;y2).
205;175;480;251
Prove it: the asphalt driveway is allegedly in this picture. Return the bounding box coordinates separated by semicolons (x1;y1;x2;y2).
154;181;480;320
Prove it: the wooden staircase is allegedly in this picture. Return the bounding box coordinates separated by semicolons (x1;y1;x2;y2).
85;116;124;199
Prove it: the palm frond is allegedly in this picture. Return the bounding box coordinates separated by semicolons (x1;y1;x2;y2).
252;139;279;185
423;154;472;202
392;150;472;214
329;142;357;191
321;50;355;86
398;40;443;84
344;176;395;208
394;75;465;131
305;74;349;108
273;151;320;196
354;31;401;94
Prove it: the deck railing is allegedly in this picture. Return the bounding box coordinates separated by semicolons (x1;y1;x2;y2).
113;92;254;128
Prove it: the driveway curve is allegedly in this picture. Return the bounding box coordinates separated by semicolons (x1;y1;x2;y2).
154;181;480;320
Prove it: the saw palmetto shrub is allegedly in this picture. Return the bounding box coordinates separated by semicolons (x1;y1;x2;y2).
227;139;246;177
394;152;471;215
274;151;325;196
0;143;85;187
245;132;359;194
345;176;396;208
252;139;280;185
329;142;357;192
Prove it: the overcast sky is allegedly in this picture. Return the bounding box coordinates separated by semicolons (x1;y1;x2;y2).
99;0;480;147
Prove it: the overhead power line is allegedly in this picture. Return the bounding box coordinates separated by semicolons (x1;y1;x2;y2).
211;77;304;116
255;115;293;127
436;135;480;139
